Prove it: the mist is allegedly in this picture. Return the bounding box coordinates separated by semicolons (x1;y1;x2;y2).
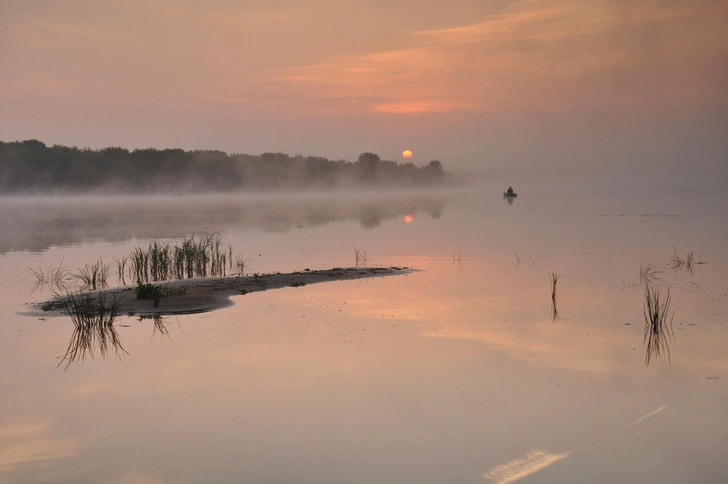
0;140;454;195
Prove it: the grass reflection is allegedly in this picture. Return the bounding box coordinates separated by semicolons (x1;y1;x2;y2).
643;284;675;366
138;314;171;340
57;290;127;370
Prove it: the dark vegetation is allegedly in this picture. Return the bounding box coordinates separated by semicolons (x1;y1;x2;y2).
0;140;451;193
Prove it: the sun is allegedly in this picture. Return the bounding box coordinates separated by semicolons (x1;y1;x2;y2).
402;150;413;159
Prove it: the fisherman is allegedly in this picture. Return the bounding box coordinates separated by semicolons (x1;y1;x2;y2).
506;186;514;195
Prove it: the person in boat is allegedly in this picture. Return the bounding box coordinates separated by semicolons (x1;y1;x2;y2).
506;186;514;195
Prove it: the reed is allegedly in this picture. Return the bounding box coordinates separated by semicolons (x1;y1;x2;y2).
57;290;126;370
114;255;129;285
235;255;252;275
131;247;149;283
550;273;560;321
452;251;465;267
148;241;171;282
638;262;663;287
75;259;111;290
355;248;367;267
30;261;73;293
670;250;695;275
643;285;675;366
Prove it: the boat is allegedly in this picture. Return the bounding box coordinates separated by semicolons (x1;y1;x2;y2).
503;191;517;197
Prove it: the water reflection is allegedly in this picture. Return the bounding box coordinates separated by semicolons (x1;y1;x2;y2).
0;193;448;253
643;285;675;366
59;312;173;369
139;314;171;340
57;291;127;370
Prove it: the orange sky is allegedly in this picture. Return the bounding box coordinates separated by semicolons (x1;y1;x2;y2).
1;0;727;185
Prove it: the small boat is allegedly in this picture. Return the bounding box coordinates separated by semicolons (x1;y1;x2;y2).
503;191;517;197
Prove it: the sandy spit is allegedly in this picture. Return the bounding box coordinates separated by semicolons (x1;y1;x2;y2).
36;266;413;316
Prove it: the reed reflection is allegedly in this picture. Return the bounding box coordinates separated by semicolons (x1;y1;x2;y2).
643;284;675;366
57;291;127;370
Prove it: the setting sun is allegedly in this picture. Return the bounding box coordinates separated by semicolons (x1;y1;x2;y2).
404;214;414;224
402;150;413;159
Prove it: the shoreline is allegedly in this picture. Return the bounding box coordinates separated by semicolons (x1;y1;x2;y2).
35;266;413;316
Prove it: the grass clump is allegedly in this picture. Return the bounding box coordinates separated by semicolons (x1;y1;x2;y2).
135;282;187;307
75;259;112;290
643;285;675;366
135;282;165;307
30;261;73;293
129;233;233;283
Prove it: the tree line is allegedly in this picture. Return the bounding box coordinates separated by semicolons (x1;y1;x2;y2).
0;140;451;194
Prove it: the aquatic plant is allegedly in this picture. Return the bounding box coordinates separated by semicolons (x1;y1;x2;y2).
128;233;232;283
643;285;675;366
130;247;149;283
355;248;367;267
670;250;695;275
114;255;130;285
29;261;73;293
452;251;465;268
148;241;171;282
550;273;560;321
235;254;253;275
57;290;126;370
638;262;663;287
75;259;111;290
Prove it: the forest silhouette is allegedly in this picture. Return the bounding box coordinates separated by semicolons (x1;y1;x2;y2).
0;140;450;194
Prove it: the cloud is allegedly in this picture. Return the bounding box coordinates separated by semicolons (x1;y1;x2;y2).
268;0;728;114
0;420;77;473
483;449;574;484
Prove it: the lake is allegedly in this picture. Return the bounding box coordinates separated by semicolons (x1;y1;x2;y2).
1;185;727;484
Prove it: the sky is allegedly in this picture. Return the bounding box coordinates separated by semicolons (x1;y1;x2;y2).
1;0;727;187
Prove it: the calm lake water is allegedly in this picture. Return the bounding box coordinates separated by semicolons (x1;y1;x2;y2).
1;185;727;484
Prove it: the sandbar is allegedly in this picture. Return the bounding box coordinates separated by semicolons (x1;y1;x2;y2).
36;266;412;316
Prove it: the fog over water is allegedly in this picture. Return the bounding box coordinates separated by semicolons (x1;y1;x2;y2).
0;191;448;253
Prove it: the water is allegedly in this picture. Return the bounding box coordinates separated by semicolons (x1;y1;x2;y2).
1;186;727;483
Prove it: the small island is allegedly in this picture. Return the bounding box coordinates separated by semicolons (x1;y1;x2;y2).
36;267;413;316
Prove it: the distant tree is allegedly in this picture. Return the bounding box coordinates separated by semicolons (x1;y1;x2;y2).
427;160;443;173
0;140;451;194
357;152;381;181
